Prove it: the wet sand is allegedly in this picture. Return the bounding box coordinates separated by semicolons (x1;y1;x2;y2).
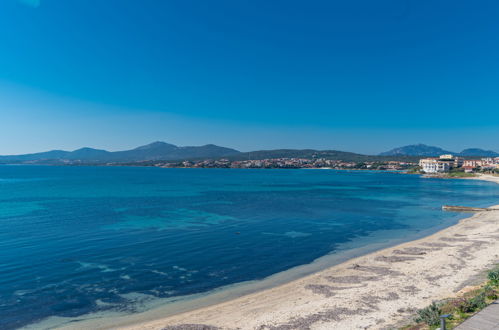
61;175;499;330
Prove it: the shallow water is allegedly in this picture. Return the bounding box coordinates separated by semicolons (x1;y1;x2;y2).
1;166;498;329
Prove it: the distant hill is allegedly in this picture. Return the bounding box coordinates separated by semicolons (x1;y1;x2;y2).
0;142;240;164
380;144;454;156
459;148;499;157
228;149;360;160
380;144;499;157
106;142;240;162
223;149;420;163
0;150;71;162
0;143;424;165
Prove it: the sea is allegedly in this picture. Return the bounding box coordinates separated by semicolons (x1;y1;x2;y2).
1;165;498;329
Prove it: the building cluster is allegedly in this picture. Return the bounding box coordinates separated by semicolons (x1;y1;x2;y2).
419;154;499;173
462;158;499;172
155;158;414;170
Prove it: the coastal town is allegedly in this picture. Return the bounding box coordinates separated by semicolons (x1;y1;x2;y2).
154;158;416;170
150;154;499;175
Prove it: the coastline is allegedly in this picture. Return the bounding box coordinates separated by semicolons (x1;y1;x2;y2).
46;175;499;330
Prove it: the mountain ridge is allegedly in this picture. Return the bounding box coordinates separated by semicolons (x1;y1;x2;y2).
0;142;240;164
380;144;499;157
1;143;497;165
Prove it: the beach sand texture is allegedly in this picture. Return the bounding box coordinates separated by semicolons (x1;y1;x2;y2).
63;175;499;330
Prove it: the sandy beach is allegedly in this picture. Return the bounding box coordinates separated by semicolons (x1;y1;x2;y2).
60;175;499;330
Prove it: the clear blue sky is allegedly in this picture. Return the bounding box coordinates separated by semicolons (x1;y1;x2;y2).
1;0;498;155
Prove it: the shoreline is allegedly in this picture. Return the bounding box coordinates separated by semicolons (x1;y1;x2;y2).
39;175;499;330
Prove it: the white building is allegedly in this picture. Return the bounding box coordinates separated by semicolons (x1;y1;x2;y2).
419;158;451;173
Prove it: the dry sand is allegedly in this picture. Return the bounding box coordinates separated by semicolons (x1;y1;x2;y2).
63;175;499;330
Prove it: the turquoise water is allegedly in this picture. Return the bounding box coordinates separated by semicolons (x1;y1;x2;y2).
1;166;498;329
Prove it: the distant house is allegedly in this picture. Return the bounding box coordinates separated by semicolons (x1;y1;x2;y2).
481;158;497;168
453;157;464;168
463;159;483;167
438;154;464;168
462;159;483;172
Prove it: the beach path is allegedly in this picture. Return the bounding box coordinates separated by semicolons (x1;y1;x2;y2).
455;300;499;330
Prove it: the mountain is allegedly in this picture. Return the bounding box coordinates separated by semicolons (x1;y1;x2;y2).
228;149;365;161
109;142;179;161
0;150;70;162
109;142;240;162
380;144;499;157
379;144;454;156
0;142;240;164
459;148;499;157
65;148;112;161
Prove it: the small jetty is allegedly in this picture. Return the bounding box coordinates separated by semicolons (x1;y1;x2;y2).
442;205;499;212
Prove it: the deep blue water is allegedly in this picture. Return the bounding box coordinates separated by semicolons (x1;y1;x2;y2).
1;166;499;329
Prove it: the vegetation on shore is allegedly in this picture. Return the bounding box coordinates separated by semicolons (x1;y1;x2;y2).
406;166;423;174
446;168;477;178
406;166;478;178
445;172;476;178
403;265;499;329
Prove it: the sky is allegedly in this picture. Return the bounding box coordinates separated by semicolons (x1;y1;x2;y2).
0;0;498;155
